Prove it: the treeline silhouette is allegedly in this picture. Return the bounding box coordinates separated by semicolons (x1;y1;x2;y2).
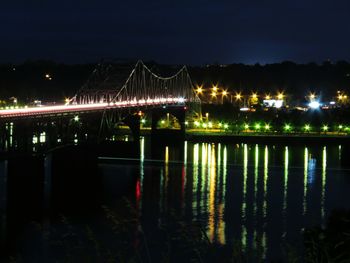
0;60;349;103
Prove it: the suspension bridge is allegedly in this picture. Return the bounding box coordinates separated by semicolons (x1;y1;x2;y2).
0;61;200;151
0;61;199;119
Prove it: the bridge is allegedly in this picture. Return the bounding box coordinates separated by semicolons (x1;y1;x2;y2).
0;61;200;151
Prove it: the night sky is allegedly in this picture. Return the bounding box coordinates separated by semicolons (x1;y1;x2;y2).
1;0;350;65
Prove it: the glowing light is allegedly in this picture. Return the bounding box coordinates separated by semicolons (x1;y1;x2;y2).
284;124;291;131
322;125;328;131
240;107;249;111
202;123;207;128
161;120;165;124
265;124;270;130
235;93;242;100
308;101;320;109
277;92;284;100
309;93;316;100
338;125;343;130
74;115;79;122
141;119;146;124
178;97;185;103
211;92;217;97
212;85;218;92
222;90;228;96
185;121;189;125
255;123;261;130
244;124;249;130
224;124;229;129
208;122;213;128
196;86;203;94
265;95;271;100
304;124;310;131
251;93;258;99
194;121;200;127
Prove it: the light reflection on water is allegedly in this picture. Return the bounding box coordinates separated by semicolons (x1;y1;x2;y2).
134;140;350;261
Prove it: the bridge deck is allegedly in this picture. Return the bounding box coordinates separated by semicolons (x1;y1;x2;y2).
0;97;186;119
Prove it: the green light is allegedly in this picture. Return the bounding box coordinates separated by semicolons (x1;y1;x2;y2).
322;125;328;131
224;124;229;129
185;121;189;125
284;124;291;131
202;123;207;128
265;124;270;130
74;116;79;122
339;125;343;129
141;119;146;124
161;120;165;124
255;123;261;130
304;124;310;131
194;121;200;127
218;123;222;127
208;122;213;128
244;124;249;130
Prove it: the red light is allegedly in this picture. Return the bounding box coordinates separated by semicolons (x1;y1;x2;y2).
136;179;141;201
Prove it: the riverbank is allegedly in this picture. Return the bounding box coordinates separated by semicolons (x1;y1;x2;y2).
136;128;350;144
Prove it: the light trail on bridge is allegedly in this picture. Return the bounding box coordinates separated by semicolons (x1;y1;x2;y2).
0;97;186;119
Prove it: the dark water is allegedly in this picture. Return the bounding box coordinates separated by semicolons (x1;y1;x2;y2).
1;138;350;261
100;139;350;261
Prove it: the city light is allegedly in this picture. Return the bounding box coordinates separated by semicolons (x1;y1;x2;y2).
265;95;271;100
255;123;261;130
251;93;258;99
284;124;291;131
322;125;328;132
265;124;271;130
196;86;203;94
277;92;284;100
208;122;213;128
74;115;79;122
141;119;146;124
211;92;217;97
224;124;229;129
304;124;311;131
212;85;218;92
244;124;249;130
222;90;228;96
235;93;242;100
308;101;320;109
194;121;200;127
309;93;316;100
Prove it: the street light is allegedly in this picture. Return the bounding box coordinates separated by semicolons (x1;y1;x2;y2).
196;86;203;94
309;93;316;101
277;92;284;100
235;93;242;100
304;124;311;132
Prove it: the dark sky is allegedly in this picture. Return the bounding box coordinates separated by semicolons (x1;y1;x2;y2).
1;0;350;65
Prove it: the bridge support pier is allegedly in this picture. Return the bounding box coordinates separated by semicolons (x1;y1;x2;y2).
123;114;141;142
